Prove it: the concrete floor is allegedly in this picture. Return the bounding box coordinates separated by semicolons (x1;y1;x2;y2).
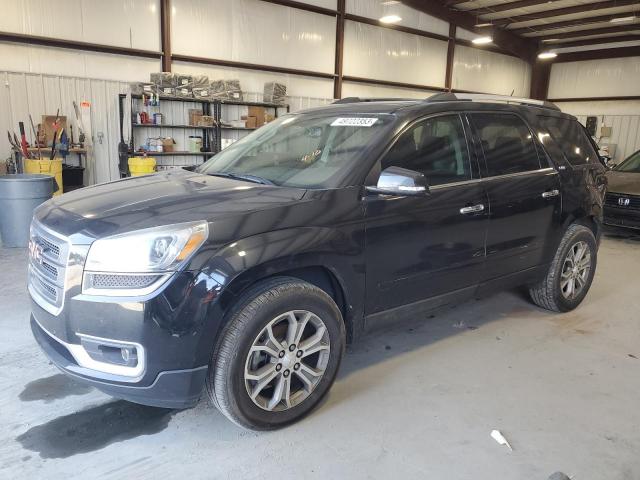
1;230;639;479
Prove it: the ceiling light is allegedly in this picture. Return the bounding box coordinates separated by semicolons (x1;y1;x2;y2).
542;38;559;42
475;22;493;27
610;16;636;23
538;51;558;59
472;36;493;45
379;14;402;24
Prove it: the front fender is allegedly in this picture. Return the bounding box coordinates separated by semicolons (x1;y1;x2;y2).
195;226;365;354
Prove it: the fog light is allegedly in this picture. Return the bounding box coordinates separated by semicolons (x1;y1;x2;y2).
121;347;131;363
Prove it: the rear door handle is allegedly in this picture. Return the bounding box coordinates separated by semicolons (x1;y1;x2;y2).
542;189;560;198
460;204;485;214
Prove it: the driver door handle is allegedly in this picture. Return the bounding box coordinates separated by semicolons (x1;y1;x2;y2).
542;189;560;198
460;204;485;214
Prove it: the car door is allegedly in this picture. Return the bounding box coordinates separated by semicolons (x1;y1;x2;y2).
468;112;562;282
364;113;489;323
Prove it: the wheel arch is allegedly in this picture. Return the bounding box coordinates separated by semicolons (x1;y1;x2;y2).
226;264;354;343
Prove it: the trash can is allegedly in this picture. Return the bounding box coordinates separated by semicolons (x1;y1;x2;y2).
0;174;54;248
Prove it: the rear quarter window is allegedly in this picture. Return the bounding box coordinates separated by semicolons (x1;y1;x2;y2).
537;116;598;167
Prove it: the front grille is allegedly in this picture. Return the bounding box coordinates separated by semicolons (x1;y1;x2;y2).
28;221;69;314
605;192;640;210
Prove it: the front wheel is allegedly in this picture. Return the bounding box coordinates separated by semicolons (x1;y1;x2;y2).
529;224;598;312
206;277;345;430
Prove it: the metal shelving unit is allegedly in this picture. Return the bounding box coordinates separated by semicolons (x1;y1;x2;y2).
119;93;289;173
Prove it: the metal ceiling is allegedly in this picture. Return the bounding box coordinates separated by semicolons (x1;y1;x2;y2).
439;0;640;53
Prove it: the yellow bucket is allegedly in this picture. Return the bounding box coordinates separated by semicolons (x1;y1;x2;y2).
128;157;156;176
25;158;63;196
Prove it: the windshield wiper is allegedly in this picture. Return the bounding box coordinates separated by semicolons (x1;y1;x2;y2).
205;172;275;186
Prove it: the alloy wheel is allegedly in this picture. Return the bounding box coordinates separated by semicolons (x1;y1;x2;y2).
244;310;331;412
560;240;591;300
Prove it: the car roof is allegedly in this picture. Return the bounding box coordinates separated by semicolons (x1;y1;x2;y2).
297;96;576;122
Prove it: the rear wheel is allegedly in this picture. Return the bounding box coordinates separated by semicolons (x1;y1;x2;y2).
207;277;345;430
529;224;597;312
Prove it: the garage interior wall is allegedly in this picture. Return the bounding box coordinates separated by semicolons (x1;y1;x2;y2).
2;0;540;183
549;57;640;162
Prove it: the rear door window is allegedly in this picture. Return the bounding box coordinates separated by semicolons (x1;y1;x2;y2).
537;116;598;166
471;113;541;176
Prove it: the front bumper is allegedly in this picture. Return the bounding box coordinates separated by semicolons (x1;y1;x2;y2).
31;315;207;408
29;269;226;409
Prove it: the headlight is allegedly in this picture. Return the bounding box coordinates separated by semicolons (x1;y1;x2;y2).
82;221;208;296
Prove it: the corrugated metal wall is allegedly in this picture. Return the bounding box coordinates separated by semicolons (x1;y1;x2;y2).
1;70;129;184
1;70;332;183
573;114;640;163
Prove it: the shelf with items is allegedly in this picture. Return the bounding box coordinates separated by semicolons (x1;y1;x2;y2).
119;91;289;176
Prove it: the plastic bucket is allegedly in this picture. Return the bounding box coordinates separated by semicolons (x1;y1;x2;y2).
0;174;54;247
25;158;63;196
128;157;156;176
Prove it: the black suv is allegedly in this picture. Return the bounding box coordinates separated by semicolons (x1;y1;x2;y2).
28;93;606;430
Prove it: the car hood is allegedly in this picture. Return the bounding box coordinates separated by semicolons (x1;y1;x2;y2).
606;171;640;196
35;169;307;242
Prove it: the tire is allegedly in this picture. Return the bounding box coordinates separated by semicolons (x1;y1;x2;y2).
206;276;345;430
529;223;598;312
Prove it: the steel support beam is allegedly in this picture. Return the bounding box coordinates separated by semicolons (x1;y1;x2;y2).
334;0;346;99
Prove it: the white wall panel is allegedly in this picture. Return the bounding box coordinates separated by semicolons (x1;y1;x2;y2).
548;57;640;99
343;21;448;88
0;0;160;50
341;81;437;100
297;0;337;8
456;28;478;41
172;0;336;74
0;43;159;82
557;100;640;117
452;45;531;97
346;0;449;37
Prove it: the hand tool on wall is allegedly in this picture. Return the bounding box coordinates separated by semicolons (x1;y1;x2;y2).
18;122;31;159
72;101;86;146
118;93;129;176
7;131;19;150
29;114;42;159
49;109;60;160
57;128;69;161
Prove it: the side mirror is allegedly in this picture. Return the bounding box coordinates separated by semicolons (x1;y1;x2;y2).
366;166;429;196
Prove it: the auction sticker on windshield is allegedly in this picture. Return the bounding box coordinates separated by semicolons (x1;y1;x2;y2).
331;117;378;127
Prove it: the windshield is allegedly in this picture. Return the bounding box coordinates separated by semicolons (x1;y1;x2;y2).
198;113;396;188
615;150;640;173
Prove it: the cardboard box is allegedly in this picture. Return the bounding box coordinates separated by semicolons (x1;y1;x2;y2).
196;116;215;127
188;109;203;126
42;115;68;148
162;137;175;153
248;106;266;127
243;116;257;129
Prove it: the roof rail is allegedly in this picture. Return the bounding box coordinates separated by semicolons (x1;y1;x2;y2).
333;97;412;104
427;92;560;111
